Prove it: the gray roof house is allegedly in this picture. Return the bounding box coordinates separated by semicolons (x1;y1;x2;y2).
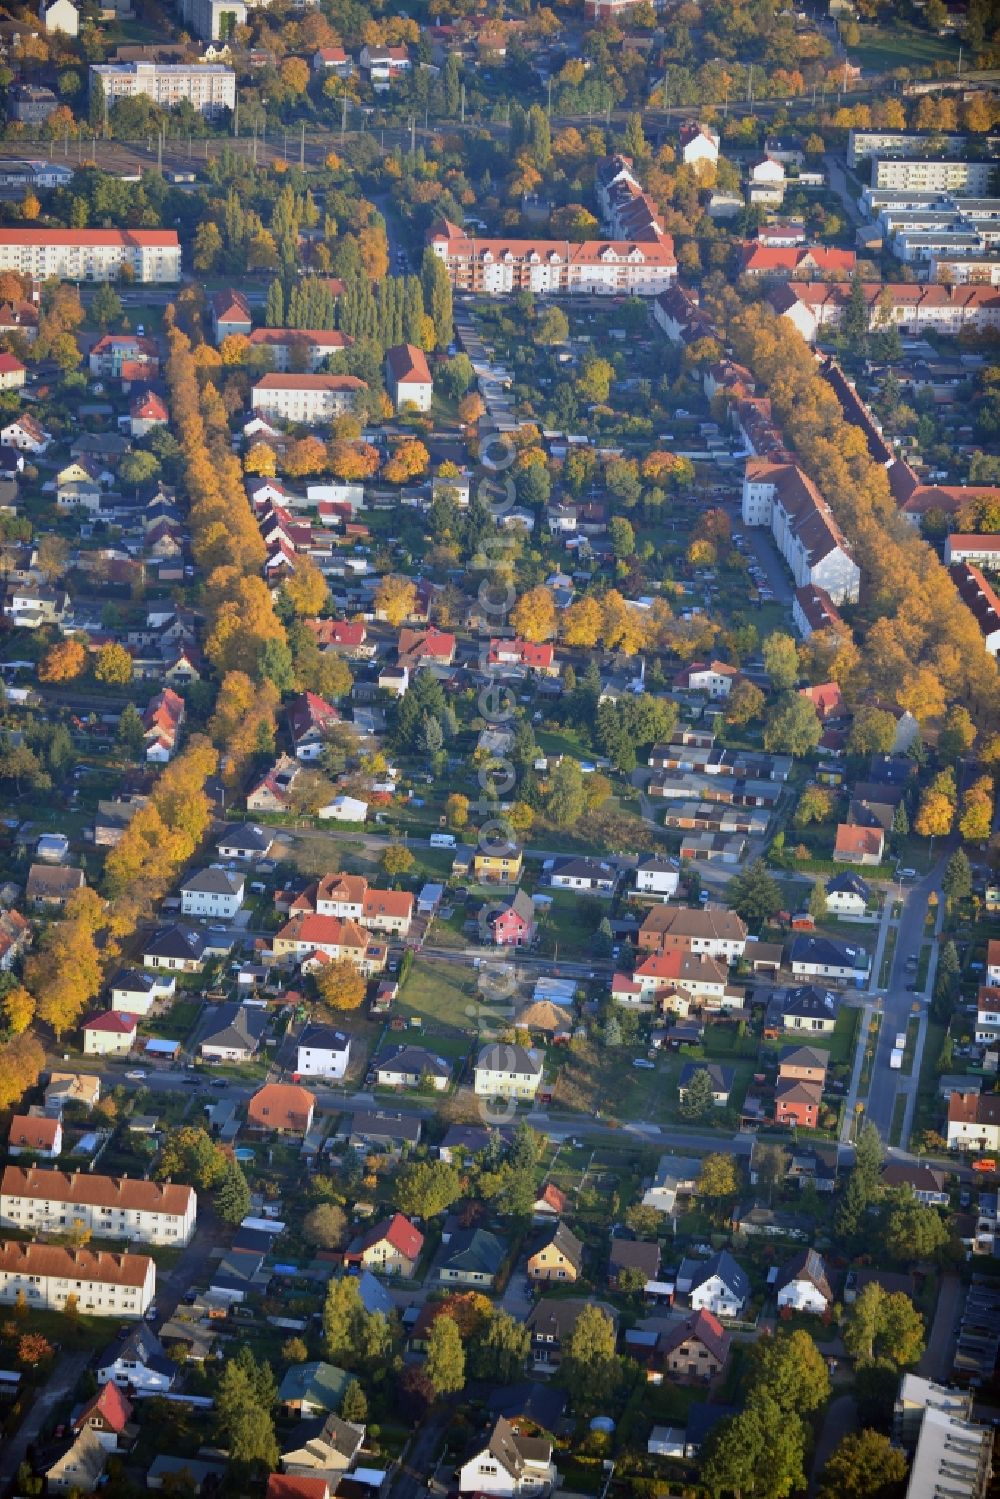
198;1003;268;1061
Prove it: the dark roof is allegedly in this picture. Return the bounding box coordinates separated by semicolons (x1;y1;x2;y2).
777;1247;832;1300
216;823;274;853
788;935;868;970
609;1238;661;1279
660;1309;730;1365
440;1227;506;1276
298;1024;351;1053
97;1322;172;1379
526;1297;617;1342
778;1044;828;1071
488;1381;568;1433
826;871;871;899
530;1221;584;1272
348;1109;422;1145
201;1002;268;1052
110;967;159;994
682;1249;749;1300
678;1062;734;1094
550;856;618;882
144;924;207;961
777;985;842;1020
375;1043;451;1079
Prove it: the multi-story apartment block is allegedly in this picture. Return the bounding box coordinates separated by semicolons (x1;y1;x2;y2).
871;156;996;195
0;1242;155;1319
0;1167;197;1245
427;218;676;297
847;129;1000;167
0;229;180;283
741;459;860;605
250;373;367;424
769;281;1000;344
246;327;350;371
90;63;236;118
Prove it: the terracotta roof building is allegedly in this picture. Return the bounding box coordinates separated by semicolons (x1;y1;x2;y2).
247;1083;317;1134
0;1166;196;1245
0;1241;155;1317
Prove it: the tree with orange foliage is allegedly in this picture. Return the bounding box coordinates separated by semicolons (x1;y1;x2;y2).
458;393;485;427
285;436;329;477
328;440;380;481
39;637;87;683
283;555;329;617
383;439;430;484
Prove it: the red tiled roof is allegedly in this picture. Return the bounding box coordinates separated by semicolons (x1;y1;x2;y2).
356;1211;424;1260
0;229;177;247
834;824;883;857
74;1381;133;1434
0;1241;152;1288
82;1011;138;1034
386;342;432;385
247;1083;316;1132
8;1115;60;1150
254;374;367;391
1;1166;192;1216
267;1478;329;1499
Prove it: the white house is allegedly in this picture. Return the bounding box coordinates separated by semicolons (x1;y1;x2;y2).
82;1011;138;1057
0;1242;155;1318
179;867;246;921
319;794;368;823
635;859;679;901
40;0;79;34
295;1023;352;1081
109;968;175;1015
1;413;50;453
458;1416;557;1498
825;872;870;919
775;1248;832;1314
7;1114;62;1158
675;661;740;698
641;1155;700;1216
474;1042;543;1102
679;121;720;166
946;1092;1000;1152
676;1251;749;1320
374;1044;450;1091
250;373;366;424
0;1166;197;1246
96;1324;176;1395
742;459;860;606
386;342;433;413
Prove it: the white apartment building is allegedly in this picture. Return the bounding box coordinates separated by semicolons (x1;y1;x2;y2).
427;219;676;297
179;867;246;920
0;1241;155;1319
0;1166;197;1246
945;535;1000;568
251;373;367;424
871;157;996;196
741;459;860;605
247;327;350;371
179;0;246;41
0;229;180;283
931;255;1000;285
90;63;236;118
847;129;998;167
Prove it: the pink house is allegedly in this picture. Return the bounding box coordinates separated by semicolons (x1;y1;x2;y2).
490;890;535;947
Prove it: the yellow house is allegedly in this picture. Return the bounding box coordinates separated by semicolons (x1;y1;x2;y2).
473;842;523;884
526;1221;583;1284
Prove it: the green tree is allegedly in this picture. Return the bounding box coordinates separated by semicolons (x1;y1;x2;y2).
381;843;415;878
470;1309;531;1383
753;1330;831;1416
537;305;569;345
697;1152;741;1207
425;1314;466;1395
546;758;586;828
90;283;122;330
808;880;828;920
892;802;909;838
215;1360;278;1473
323;1276;366;1365
421;246;453;348
394;1160;462;1218
937;703;976;762
942;848;972;904
155;1126;227;1189
816;1429;908;1499
844;271;870;347
264;277;285;327
847;706;898;756
764;692;822;756
561;1305;620;1411
117;702;145;760
843;1284;924;1368
762;631;799;689
680;1066;716;1121
702;1393;806;1499
214;1160;251;1225
880;1193;949;1263
622;111;648;158
726;859;781;928
341;1379;368;1423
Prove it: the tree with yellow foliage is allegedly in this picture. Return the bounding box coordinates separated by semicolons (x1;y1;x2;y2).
959;775;993;844
94;642;133;686
383;440;430;485
316;958;367;1012
2;986;34;1034
219;334;249;365
0;1032;45;1111
510;586;556;643
375;576;417;628
914;769;957;839
283;556;329;617
601;590;648;654
560;596;603;648
244;443;277;477
285;437;329;477
458;393;485;428
328;439;381;481
39;637;87;683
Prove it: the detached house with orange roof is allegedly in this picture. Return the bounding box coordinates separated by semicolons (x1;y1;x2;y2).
833;823;884;866
247;1083;316;1135
129;389;168;438
271;912;387;976
211;287;252;343
142;685;184;763
82;1010;138;1058
7;1113;62;1158
385;342;433;413
344;1212;424;1278
397;626;456;671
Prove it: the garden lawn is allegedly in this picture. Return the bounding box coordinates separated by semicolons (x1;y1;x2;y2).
847;22;960;72
396;958;479;1036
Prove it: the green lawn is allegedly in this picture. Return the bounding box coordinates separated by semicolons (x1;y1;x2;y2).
847;22;960;73
828;1005;862;1067
396;958;481;1036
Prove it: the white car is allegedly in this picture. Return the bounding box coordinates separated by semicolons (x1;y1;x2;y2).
126;1069;148;1080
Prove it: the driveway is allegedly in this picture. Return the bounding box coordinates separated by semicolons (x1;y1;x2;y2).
810;1394;857;1494
0;1349;91;1487
918;1271;962;1383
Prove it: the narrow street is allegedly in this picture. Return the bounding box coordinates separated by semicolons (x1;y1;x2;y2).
0;1350;91;1488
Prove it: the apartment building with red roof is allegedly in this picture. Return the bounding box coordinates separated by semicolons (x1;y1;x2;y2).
385;342;433;412
427;217;676;297
0;228;180;283
0;1242;155;1317
0;1166;196;1244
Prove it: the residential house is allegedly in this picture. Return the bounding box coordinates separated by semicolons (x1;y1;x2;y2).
637;905;747;960
271;913;385;977
474;1042;543;1102
676;1251;750;1319
179;867;245;921
946;1092;1000;1152
385;342;433;412
279;1412;365;1476
825;872;871;918
25;862;84;910
374;1044;451;1091
678;1063;734;1107
143;923;207;973
82;1010;138;1058
142;685;184;762
548;857;617;893
635;857;680;900
771;985;841;1035
641;1155;700;1216
199;1002;268;1062
211;288;252;342
343;1213;424;1278
976;986;1000;1047
3;583;68;628
491;889;536;947
0;1242;155;1317
95;1323;175;1394
397;626;456;671
438;1228;507;1289
44;1428;108;1494
427;217;676;298
788;934;870;985
0;351;26;390
474;842;523;884
775;1078;823;1129
71;1382;135;1451
346;1109;422;1154
130;389;169;437
674;661;741;698
109;968;174;1015
658;1310;730;1383
278;1362;350;1418
251;374;366;423
458;1416;556;1498
533;1184;569;1221
833;823;885;866
288;691;339;762
267;1477;331;1499
295;1024;351;1080
247;1083;316;1135
880;1163;949;1207
527;1222;584;1284
0;1166;196;1245
216;824;275;861
0;412;50;453
777;1045;828;1084
775;1248;832;1313
0;907;30;971
7;1114;62;1157
44;1072;100;1114
487;638;557;674
525;1298;618;1368
608;1238;661;1290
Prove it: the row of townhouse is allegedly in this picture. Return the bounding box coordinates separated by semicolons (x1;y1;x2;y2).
283;871;415;936
0;229;180;283
769;281;1000;344
741;458;861;605
0;1242;155;1319
425;217;677;297
0;1166;196;1244
595;154;670;244
142;685;184;762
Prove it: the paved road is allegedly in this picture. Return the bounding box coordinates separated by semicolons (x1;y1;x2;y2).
0;1349;91;1487
918;1271;962;1383
810;1393;857;1495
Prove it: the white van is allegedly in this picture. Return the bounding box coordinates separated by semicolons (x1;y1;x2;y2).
429;833;456;849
